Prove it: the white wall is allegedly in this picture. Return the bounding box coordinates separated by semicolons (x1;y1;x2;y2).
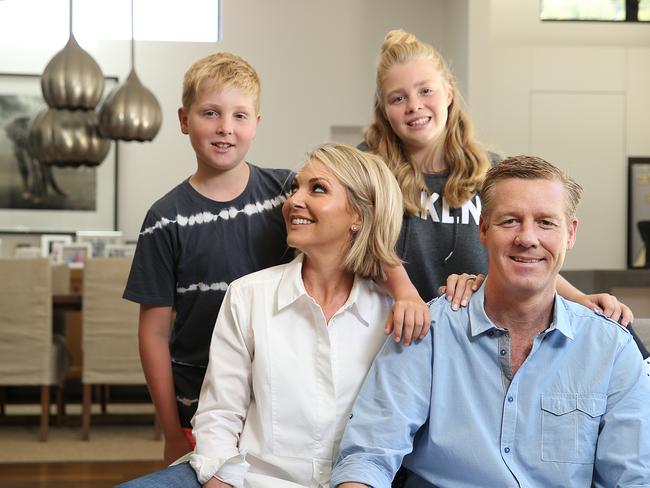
0;0;447;243
483;0;650;270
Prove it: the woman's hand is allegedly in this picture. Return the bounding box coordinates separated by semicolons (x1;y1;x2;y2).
574;293;634;327
386;292;431;346
438;273;485;311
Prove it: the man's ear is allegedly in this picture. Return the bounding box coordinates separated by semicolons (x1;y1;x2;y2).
178;107;189;134
566;218;578;250
479;216;488;246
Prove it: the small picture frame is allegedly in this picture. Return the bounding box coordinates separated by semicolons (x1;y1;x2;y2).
628;157;650;268
40;234;73;261
14;245;42;258
75;230;123;258
60;243;92;268
104;243;136;259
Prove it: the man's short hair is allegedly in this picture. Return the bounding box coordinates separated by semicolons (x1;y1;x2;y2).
182;52;260;112
481;155;583;224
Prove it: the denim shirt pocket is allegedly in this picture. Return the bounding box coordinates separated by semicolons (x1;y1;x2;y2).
541;393;606;464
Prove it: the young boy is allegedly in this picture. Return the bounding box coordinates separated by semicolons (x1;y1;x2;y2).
123;53;294;464
124;52;431;466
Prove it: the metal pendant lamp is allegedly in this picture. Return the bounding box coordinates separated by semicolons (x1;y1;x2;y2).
29;109;110;167
40;1;104;110
98;0;162;142
29;0;110;168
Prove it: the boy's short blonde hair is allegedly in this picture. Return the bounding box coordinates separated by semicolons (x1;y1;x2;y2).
182;52;261;112
303;143;403;282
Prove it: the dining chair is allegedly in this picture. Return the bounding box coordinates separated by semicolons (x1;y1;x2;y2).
81;258;157;440
0;258;69;441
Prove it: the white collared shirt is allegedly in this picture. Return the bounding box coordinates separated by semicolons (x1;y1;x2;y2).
189;255;391;488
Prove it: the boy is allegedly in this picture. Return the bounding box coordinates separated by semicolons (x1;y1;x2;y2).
124;53;294;464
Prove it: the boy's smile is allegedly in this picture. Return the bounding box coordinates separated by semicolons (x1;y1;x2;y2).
178;84;260;176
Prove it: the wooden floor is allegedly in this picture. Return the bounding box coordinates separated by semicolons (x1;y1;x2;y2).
0;460;165;487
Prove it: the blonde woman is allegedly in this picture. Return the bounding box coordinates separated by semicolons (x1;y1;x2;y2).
119;142;405;488
364;29;632;324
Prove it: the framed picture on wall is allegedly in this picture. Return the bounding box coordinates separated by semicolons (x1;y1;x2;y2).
628;157;650;268
0;73;118;233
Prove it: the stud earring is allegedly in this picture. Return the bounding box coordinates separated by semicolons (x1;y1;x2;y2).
351;225;359;233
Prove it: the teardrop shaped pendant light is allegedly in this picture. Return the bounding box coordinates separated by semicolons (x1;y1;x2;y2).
29;109;110;167
99;0;162;142
40;1;104;110
29;0;110;168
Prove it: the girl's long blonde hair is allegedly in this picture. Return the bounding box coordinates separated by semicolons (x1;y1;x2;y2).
365;29;490;214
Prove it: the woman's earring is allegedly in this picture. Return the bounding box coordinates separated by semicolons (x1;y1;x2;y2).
351;225;359;233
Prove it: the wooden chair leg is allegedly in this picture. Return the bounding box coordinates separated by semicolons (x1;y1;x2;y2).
0;386;6;416
39;385;50;442
153;412;162;441
55;385;64;426
101;385;109;414
82;383;91;441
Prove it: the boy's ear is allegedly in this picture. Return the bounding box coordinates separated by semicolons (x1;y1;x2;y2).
178;107;189;134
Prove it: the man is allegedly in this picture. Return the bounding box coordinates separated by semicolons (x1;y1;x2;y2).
331;155;650;488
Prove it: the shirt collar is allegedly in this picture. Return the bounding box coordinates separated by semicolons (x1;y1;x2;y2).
276;254;374;327
468;279;574;340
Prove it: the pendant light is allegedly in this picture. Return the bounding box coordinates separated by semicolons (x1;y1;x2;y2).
29;0;110;167
40;0;104;110
98;0;162;142
29;109;110;167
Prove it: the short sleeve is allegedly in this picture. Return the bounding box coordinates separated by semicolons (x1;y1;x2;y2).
123;208;177;307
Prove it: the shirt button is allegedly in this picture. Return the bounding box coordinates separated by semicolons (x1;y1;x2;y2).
500;349;507;356
508;396;514;402
488;331;494;337
504;447;510;453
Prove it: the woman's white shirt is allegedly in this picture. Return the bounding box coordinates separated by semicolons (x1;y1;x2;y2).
189;255;392;488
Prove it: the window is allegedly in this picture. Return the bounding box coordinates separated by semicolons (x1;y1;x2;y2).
540;0;650;22
0;0;220;48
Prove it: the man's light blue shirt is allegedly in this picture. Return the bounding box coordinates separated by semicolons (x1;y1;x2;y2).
331;286;650;488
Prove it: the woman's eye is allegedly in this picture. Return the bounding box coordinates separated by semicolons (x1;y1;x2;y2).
204;110;218;117
234;113;248;120
389;95;405;104
313;184;326;193
421;87;433;96
288;185;298;195
539;220;556;228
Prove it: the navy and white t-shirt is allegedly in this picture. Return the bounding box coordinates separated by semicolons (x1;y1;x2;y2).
124;163;293;426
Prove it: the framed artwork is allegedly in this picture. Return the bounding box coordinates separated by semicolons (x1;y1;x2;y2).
104;243;136;258
40;233;73;261
75;230;123;258
60;242;92;268
628;157;650;268
0;73;118;233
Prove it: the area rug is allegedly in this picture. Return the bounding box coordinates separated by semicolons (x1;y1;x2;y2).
0;405;163;463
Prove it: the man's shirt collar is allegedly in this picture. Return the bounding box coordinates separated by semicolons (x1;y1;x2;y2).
467;279;574;340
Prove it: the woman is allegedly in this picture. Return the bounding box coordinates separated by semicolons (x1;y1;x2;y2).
365;29;633;323
119;142;405;488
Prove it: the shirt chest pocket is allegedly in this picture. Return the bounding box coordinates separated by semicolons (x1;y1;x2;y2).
540;393;606;464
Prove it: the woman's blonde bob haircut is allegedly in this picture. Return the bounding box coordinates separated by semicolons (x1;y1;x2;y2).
301;142;403;282
365;30;490;214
